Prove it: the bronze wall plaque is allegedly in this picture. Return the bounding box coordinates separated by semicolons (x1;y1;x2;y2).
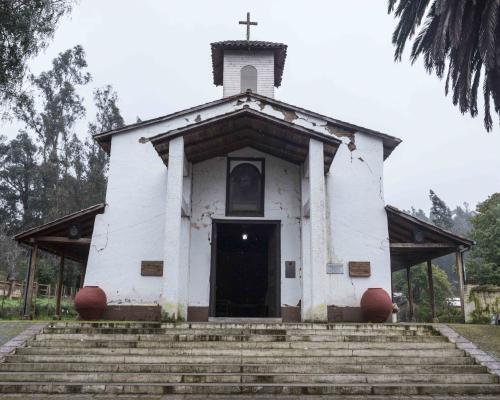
141;261;163;276
348;261;371;277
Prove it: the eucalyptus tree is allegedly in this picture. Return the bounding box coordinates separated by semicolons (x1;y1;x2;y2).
85;85;125;205
388;0;500;131
0;132;39;229
0;0;74;112
429;189;453;230
14;45;91;219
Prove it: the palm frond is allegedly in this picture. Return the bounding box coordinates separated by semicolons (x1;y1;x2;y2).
389;0;500;131
391;0;431;60
470;58;483;117
483;74;493;131
478;0;499;68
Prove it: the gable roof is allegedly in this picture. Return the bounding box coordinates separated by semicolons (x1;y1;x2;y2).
386;205;474;247
386;205;474;270
211;41;288;87
149;107;341;172
93;92;402;160
14;203;106;263
14;203;106;242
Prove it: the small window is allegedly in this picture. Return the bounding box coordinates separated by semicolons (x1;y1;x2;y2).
226;158;265;216
240;65;257;93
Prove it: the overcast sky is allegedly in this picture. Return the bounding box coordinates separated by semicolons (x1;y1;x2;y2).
2;0;499;213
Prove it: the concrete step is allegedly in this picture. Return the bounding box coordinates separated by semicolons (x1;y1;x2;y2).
0;382;499;395
26;338;456;349
15;346;465;357
0;372;496;385
1;395;499;400
5;354;476;365
1;396;500;400
42;327;435;336
33;332;448;342
4;322;497;397
48;322;433;331
0;362;487;374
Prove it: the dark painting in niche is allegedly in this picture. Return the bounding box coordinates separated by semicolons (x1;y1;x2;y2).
226;159;264;216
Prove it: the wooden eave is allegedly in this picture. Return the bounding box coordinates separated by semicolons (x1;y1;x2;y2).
93;92;401;160
386;205;474;271
210;41;288;87
149;108;341;172
14;203;105;263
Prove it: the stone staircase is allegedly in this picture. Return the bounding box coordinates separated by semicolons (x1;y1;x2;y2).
0;322;498;399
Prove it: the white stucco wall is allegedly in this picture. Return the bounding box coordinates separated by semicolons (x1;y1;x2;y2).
84;130;167;304
324;131;392;307
188;147;302;309
223;50;275;98
84;93;393;316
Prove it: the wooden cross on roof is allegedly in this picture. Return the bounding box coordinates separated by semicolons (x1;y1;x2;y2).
239;12;257;41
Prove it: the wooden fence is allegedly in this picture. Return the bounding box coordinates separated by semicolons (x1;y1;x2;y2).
0;280;76;300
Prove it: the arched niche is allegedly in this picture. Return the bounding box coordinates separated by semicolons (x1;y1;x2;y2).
240;65;258;93
226;158;264;216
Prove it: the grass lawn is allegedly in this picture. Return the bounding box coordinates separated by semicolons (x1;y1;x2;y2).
450;324;500;359
0;296;76;320
0;321;35;346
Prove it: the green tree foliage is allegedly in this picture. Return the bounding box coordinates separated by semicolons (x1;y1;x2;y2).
429;189;453;230
428;190;457;281
398;190;478;322
85;86;125;205
0;224;23;281
409;206;430;222
0;45;124;290
0;0;74;110
453;202;474;237
467;193;500;285
13;45;91;220
393;264;458;322
0;132;39;229
388;0;500;131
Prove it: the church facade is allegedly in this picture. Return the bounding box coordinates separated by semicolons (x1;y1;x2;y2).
85;39;403;322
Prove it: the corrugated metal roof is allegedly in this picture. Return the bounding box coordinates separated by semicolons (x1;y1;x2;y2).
211;40;287;87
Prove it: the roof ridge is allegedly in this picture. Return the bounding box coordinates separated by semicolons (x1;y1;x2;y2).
93;92;401;160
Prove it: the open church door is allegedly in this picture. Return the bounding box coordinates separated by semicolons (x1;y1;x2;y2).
209;220;281;318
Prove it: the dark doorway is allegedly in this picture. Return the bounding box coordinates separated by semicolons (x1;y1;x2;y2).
210;220;280;318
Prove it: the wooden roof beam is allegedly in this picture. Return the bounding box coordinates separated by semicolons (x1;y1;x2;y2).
390;243;458;249
31;236;92;245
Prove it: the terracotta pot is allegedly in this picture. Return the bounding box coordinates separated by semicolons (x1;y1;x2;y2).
75;286;107;320
360;288;392;323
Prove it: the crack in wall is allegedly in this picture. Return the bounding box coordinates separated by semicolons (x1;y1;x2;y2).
357;157;373;174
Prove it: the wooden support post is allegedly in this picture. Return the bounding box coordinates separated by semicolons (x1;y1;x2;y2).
455;250;466;322
79;261;87;289
406;266;414;322
22;244;38;319
390;269;394;301
55;255;65;320
427;260;438;323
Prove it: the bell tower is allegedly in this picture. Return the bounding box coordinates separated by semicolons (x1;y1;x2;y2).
210;13;287;98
